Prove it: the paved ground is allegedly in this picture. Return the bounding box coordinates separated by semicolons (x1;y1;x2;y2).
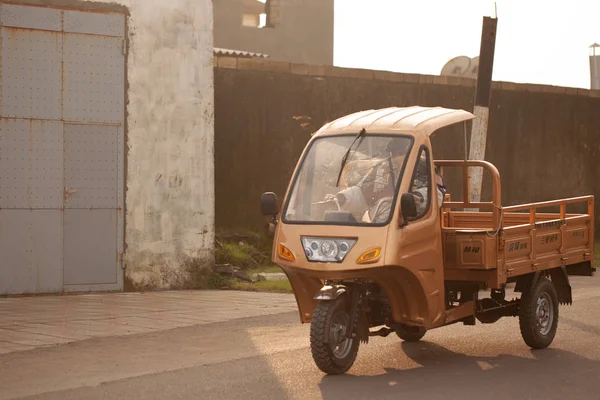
2;277;600;399
0;290;297;354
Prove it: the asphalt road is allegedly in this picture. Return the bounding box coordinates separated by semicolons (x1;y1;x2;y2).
3;276;600;400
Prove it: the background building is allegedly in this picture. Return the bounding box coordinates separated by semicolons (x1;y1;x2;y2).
214;0;334;65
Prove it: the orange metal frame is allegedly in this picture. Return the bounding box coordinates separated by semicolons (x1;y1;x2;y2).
434;160;594;287
435;160;594;230
435;160;502;229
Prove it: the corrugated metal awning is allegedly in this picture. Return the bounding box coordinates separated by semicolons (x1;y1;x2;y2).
213;47;269;58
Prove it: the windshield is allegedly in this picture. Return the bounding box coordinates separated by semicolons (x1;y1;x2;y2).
283;134;413;225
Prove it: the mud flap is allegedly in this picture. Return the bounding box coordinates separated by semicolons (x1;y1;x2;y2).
515;271;541;294
515;268;572;306
550;266;573;305
345;286;369;344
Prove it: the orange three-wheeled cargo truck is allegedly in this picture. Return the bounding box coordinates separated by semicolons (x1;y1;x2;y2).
260;106;595;375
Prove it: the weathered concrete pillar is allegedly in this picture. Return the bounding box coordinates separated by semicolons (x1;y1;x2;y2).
469;16;497;204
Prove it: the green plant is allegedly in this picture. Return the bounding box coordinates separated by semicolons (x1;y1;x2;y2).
217;242;255;266
215;229;274;270
208;229;292;293
206;271;232;289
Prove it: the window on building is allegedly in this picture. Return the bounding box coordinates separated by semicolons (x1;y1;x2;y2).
242;0;274;28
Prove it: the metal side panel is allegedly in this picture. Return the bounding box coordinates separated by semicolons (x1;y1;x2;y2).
0;27;62;119
63;33;125;124
63;10;125;37
0;3;62;31
0;119;64;209
64;123;118;209
0;209;63;294
63;209;118;286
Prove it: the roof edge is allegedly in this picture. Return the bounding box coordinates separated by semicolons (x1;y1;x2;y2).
314;106;475;138
214;55;600;98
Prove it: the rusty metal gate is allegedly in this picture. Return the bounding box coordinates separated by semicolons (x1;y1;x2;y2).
0;3;125;294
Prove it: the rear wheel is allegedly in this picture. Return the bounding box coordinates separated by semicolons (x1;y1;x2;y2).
395;324;427;342
310;296;359;375
519;277;559;349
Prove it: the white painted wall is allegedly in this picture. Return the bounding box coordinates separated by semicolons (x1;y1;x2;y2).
88;0;215;289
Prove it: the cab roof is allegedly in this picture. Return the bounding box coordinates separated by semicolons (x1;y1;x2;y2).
314;106;475;138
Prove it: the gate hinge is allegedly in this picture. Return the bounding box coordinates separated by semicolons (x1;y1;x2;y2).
121;39;127;56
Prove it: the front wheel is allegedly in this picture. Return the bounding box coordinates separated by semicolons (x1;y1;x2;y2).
310;296;359;375
519;277;559;349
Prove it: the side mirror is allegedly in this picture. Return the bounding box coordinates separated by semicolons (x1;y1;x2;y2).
400;193;417;221
261;192;280;216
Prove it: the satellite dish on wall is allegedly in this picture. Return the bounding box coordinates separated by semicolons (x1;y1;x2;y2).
441;56;479;79
469;56;479;77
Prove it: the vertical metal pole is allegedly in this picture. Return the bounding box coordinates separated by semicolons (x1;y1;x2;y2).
591;44;600;90
469;16;497;203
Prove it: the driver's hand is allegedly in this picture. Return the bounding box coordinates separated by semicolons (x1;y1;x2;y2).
324;194;338;202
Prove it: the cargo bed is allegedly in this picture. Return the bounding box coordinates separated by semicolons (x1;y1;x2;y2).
436;160;595;289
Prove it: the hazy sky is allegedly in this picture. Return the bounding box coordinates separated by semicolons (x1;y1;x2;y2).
334;0;600;89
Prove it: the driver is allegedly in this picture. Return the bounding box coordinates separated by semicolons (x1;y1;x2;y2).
325;138;409;221
410;160;447;214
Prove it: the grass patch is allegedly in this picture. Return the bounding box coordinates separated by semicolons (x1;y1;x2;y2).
215;229;274;270
210;229;290;293
229;279;292;293
216;242;256;268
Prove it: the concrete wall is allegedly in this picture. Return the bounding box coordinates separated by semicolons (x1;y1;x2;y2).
214;0;334;65
19;0;216;290
214;57;600;233
117;0;215;290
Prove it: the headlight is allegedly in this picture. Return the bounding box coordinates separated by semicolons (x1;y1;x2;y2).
320;240;338;258
301;237;356;263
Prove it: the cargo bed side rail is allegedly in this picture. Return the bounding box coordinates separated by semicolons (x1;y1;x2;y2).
501;196;594;279
502;195;594;227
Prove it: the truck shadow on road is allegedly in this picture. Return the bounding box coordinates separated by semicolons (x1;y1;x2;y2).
318;341;600;399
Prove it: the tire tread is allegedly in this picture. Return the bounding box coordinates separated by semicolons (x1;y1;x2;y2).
518;277;559;349
310;299;358;375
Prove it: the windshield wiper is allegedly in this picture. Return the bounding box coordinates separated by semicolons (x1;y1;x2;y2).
335;128;366;187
